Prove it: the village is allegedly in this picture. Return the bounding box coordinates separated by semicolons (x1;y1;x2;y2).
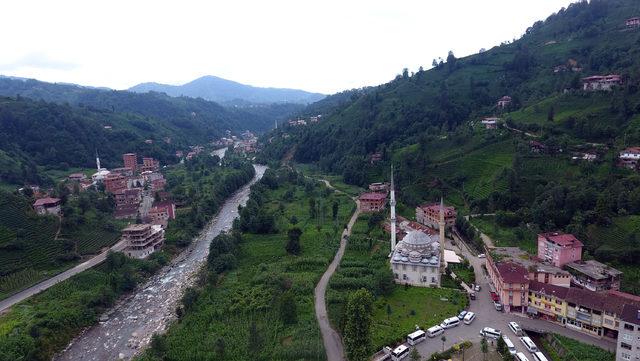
356;169;640;361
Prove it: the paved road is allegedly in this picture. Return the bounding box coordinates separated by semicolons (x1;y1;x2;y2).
0;240;127;314
407;235;615;359
314;183;360;361
54;165;267;361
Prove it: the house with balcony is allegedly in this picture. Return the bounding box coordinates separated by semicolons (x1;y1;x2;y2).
537;232;583;267
565;260;622;292
416;202;456;229
492;247;571;287
121;224;165;259
528;281;569;323
359;192;388;212
486;257;529;313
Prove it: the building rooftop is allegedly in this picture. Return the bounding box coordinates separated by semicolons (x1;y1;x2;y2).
529;280;569;298
620;304;640;325
539;232;584;248
495;262;528;284
123;224;151;232
33;197;61;207
492;247;568;275
359;192;387;201
565;260;622;280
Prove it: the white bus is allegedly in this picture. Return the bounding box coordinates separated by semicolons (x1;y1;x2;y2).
501;335;516;355
520;336;539;353
463;312;476;325
479;327;502;339
407;330;426;345
509;321;523;336
426;325;444;337
391;345;410;361
532;352;550;361
440;317;460;329
514;352;531;361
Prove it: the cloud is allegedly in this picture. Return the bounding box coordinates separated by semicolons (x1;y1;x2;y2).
0;52;78;72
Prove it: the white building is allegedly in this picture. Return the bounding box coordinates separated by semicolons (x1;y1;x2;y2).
388;166;446;287
616;304;640;361
91;152;111;182
121;224;165;259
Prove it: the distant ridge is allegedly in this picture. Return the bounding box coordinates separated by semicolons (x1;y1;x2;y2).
129;75;325;105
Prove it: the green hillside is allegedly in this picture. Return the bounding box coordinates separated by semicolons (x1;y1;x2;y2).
261;0;640;292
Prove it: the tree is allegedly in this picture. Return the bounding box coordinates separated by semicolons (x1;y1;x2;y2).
285;227;302;255
374;268;394;296
248;321;263;354
496;334;507;355
332;201;339;221
409;347;421;361
547;106;555;122
481;337;488;360
343;289;374;361
215;337;226;358
309;198;317;218
441;335;447;352
279;292;298;325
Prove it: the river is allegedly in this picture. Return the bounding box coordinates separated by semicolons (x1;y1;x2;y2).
55;164;267;361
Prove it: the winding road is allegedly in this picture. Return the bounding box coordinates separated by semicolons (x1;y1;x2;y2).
314;180;360;361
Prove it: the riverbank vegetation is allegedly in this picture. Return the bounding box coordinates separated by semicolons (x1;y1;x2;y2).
138;167;355;361
327;212;468;353
0;159;256;361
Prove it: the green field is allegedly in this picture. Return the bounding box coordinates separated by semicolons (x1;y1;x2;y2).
137;168;355;361
327;213;468;352
470;215;537;254
540;333;615;361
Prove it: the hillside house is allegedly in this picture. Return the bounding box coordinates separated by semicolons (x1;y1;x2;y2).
481;117;500;129
538;232;583;267
497;96;512;109
359;192;387;212
68;173;86;182
33;197;62;216
368;182;389;193
626;17;640;28
529;140;546;153
416;203;456;229
369;152;383;164
582;75;622;91
104;173;127;193
619;147;640;169
123;153;137;171
140;157;160;172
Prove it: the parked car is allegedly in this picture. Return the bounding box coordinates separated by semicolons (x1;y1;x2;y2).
490;292;499;302
478;253;486;258
457;310;468;320
474;284;481;291
469;292;476;300
508;321;523;336
494;301;503;311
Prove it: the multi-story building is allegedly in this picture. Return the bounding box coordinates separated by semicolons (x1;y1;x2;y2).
114;189;142;208
565;260;622;292
626;17;640;28
359;192;388;212
537;232;583;267
123;153;137;171
620;147;640;170
617;304;640;361
104;173;127;193
121;224;165;259
582;75;622;91
481;117;500;129
140;157;160;172
486;258;529;313
497;95;512;109
416;203;456;229
528;281;568;323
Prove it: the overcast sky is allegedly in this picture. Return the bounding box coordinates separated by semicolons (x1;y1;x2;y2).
1;0;576;94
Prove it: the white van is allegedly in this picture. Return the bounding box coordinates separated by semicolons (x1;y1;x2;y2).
514;352;531;361
479;327;502;339
532;352;550;361
509;321;523;336
426;325;444;338
501;335;516;355
520;336;539;353
463;312;476;325
440;317;460;329
390;345;410;361
407;329;426;345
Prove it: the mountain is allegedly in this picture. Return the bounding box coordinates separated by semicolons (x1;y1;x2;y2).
262;0;640;292
129;75;325;105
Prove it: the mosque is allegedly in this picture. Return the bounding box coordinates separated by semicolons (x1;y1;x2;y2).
91;152;110;182
388;168;446;287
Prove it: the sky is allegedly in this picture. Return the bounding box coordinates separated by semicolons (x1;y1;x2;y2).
1;0;577;95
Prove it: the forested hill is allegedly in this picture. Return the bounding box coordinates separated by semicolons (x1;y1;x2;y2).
129;75;325;105
261;0;640;288
0;77;284;134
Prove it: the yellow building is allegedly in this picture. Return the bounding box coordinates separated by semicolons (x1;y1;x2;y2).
527;281;568;322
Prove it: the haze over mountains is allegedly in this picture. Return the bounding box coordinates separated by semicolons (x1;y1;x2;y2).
129;75;325;105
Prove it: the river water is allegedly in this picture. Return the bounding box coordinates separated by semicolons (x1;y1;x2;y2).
55;164;266;361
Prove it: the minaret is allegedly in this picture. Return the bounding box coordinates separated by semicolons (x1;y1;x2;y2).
439;197;446;270
95;150;101;171
390;165;397;252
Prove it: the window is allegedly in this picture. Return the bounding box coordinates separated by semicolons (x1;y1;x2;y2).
412;265;417;271
432;277;436;283
421;276;427;282
402;274;408;280
620;342;632;351
622;334;633;342
402;264;406;270
625;324;635;331
394;273;398;279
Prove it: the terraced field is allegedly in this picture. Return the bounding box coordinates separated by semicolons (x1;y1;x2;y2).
59;226;121;255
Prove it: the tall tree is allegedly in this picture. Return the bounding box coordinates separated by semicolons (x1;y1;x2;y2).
285;227;302;255
279;292;298;325
343;288;374;361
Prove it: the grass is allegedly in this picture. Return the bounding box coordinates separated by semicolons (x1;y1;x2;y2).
470;215;537;254
327;212;468;352
449;263;475;285
294;163;365;197
540;333;615;361
137;171;356;361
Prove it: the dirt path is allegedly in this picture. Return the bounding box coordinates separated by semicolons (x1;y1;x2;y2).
314;181;360;361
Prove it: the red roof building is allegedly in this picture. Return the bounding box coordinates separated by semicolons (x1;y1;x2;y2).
33;197;62;216
486;259;529;313
104;173;127;193
582;75;622;91
416;203;456;229
626;17;640;27
497;95;512;109
538;232;583;267
123;153;137;171
358;192;387;212
140;157;160;173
